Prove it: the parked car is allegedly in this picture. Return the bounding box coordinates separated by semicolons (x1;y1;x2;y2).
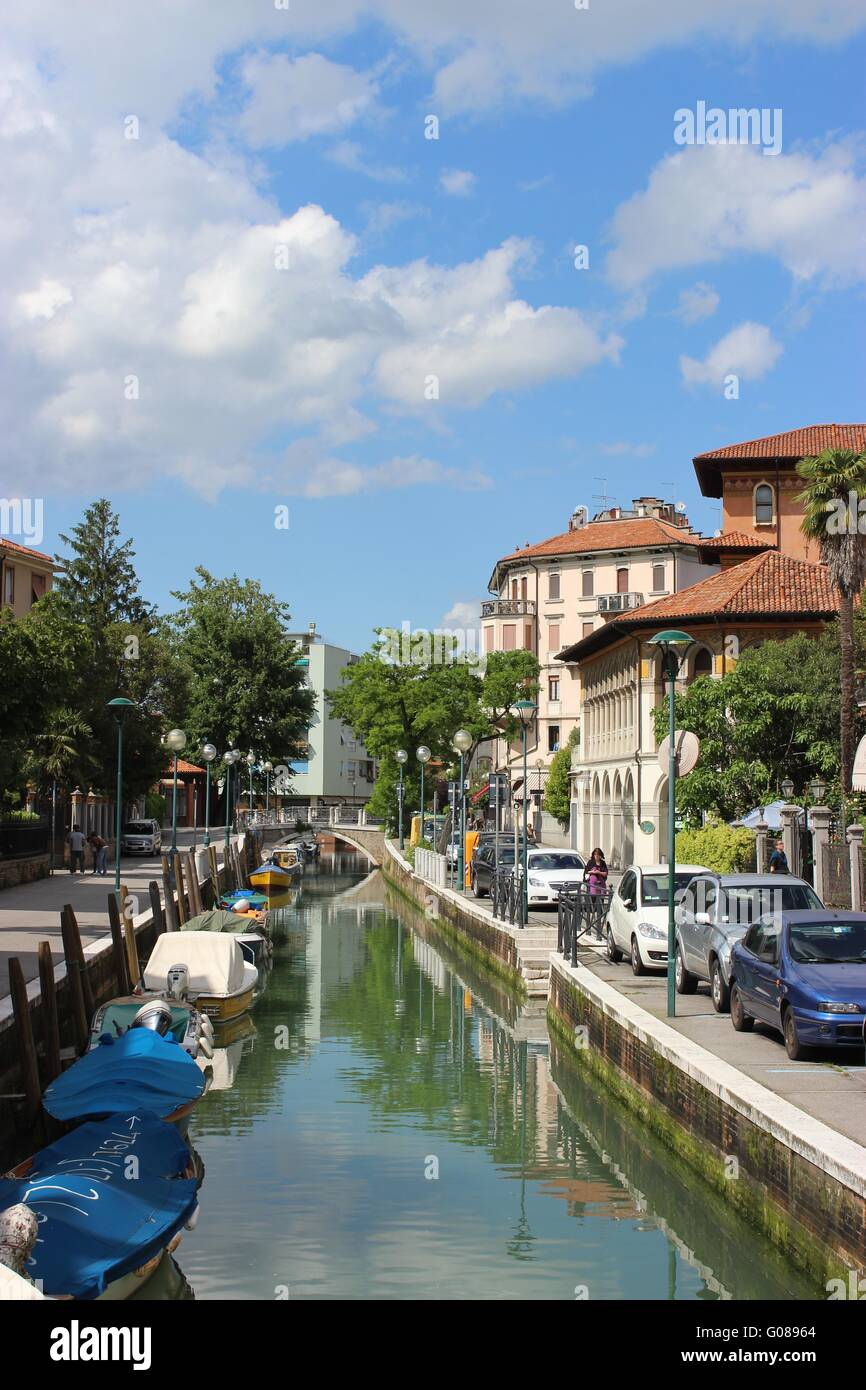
605;864;708;976
730;910;866;1060
523;849;586;908
470;842;517;896
675;872;823;1012
120;819;162;855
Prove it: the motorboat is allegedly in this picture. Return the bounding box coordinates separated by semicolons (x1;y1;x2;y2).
0;1113;199;1300
221;888;269;912
272;846;303;873
89;995;214;1062
42;1026;207;1127
250;856;300;891
181;907;272;966
140;931;258;1024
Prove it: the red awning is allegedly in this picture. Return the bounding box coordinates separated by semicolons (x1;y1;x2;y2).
470;784;489;804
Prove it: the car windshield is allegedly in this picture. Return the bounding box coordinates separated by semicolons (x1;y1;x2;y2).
528;853;584;870
641;873;695;906
789;920;866;964
721;884;821;924
123;822;153;835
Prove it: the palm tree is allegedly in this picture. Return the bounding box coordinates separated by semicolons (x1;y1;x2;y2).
796;448;866;795
23;708;92;786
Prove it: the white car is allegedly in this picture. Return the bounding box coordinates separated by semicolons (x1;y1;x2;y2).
524;849;586;908
605;863;709;975
120;818;163;855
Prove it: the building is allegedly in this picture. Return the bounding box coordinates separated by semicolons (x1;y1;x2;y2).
283;624;376;813
482;498;718;839
0;539;56;616
559;424;860;867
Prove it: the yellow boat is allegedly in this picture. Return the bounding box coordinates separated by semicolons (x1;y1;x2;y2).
141;932;258;1025
249;859;299;892
272;846;304;872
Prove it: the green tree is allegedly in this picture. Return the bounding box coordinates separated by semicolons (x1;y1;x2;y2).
54;498;154;647
168;568;314;775
796;448;866;794
544;728;578;827
0;599;88;798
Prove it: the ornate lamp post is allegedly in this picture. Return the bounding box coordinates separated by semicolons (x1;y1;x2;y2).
246;751;256;826
263;760;273;820
201;743;217;847
223;749;239;848
395;749;408;850
781;777;795;802
165;728;187;855
107;698;136;895
511;700;536;922
452;729;473;892
809;774;827;805
417;745;431;843
647;629;693;1018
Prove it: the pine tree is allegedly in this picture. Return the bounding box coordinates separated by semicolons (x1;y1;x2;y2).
54;498;154;644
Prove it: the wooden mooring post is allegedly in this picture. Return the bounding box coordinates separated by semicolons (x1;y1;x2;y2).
60;907;89;1055
107;892;132;995
161;854;180;932
9;958;41;1119
149;880;166;937
37;942;62;1084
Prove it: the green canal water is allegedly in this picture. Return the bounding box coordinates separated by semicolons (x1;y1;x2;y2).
173;854;817;1301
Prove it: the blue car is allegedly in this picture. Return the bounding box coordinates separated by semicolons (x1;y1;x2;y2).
730;910;866;1060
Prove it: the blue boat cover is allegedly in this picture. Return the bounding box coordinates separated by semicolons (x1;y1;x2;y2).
0;1113;198;1298
42;1027;205;1123
222;889;269;907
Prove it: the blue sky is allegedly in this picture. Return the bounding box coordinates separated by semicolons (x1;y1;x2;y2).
2;1;864;651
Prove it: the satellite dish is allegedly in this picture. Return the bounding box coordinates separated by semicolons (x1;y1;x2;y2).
676;501;687;512
657;729;700;776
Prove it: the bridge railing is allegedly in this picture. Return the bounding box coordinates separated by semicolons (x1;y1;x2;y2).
557;887;613;965
415;847;447;886
491;866;526;928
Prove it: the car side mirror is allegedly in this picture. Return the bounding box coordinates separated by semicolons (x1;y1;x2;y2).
674;888;686;904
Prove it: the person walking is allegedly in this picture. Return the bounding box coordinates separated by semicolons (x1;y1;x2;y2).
769;839;789;874
87;832;109;876
66;823;86;874
584;847;609;939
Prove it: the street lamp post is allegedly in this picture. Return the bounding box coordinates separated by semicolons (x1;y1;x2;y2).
396;749;408;850
417;746;431;844
648;629;693;1018
511;701;536;924
166;729;187;855
201;744;217;847
263;761;273;821
223;750;238;849
107;698;136;895
246;751;256;827
452;730;472;892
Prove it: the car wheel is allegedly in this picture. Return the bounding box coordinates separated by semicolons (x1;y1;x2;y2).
472;872;485;899
783;1008;810;1061
630;936;646;976
730;983;754;1032
605;924;622;964
675;947;698;995
710;958;730;1013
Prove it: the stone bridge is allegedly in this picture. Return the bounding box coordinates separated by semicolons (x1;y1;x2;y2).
328;824;387;866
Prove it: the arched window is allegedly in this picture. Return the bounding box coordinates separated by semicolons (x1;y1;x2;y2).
693;647;713;678
754;483;775;525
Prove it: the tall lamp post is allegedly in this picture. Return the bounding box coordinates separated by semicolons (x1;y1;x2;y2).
511;701;537;923
201;743;217;847
107;697;136;895
648;629;693;1018
452;729;473;892
246;751;256;826
263;760;273;821
417;745;431;843
396;749;408;850
166;728;187;855
223;749;238;849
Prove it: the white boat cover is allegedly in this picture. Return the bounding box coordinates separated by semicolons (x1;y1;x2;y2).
143;932;248;997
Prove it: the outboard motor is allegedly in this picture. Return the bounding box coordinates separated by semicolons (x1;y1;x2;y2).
166;964;190;1000
131;999;173;1036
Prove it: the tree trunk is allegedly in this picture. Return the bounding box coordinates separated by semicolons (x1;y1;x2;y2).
840;591;855;794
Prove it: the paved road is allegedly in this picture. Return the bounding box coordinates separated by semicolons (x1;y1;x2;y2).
0;829;212;998
574;939;866;1151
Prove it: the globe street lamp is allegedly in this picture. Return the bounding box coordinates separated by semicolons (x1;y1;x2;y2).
452;729;473;892
107;698;136;895
201;743;217;847
511;701;537;923
417;746;431;844
165;728;187;855
246;751;256;827
223;750;239;849
647;629;693;1018
395;749;408;850
263;760;273;820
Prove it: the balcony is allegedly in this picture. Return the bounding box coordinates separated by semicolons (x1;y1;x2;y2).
597;592;644;615
481;599;537;618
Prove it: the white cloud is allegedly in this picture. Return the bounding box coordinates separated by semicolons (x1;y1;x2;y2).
440;600;481;630
607;142;866;290
239;52;378;147
327;140;407;183
679;321;782;387
272;442;491;498
439;168;476;197
674;282;719;324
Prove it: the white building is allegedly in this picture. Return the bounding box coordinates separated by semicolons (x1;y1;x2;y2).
283;625;376;812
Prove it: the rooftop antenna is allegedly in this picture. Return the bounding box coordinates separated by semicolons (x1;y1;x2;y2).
592;477;615;511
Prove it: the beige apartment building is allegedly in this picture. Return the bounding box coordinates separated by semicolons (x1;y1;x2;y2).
482;498;715;839
0;539;56;616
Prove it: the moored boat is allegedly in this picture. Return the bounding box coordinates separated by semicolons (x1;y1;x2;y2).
140;931;258;1024
89;995;214;1062
181;907;272;966
42;1026;207;1127
250;857;299;891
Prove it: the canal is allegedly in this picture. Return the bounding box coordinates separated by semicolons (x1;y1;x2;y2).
171;853;817;1301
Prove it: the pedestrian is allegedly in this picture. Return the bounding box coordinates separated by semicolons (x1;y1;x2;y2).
584;847;609;938
66;823;86;874
87;832;109;875
769;838;789;874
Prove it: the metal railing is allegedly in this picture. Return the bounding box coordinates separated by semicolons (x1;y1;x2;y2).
481;599;536;618
491;866;526;927
0;819;50;860
557;886;613;965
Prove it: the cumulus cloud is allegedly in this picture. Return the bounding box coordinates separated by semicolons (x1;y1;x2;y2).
674;282;719;324
440;600;481;630
439;168;476;197
607;142;866;290
679;321;783;387
272;444;492;498
238;52;378;147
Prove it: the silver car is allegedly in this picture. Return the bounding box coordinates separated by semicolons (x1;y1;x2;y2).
120;818;163;855
674;872;823;1012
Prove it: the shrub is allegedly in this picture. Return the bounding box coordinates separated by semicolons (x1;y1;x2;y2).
3;809;40;823
675;819;756;874
145;792;166;824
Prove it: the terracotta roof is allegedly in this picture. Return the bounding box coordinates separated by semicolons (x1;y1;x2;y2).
697;531;775;552
494;517;702;569
0;538;55;564
165;760;205;775
694;424;866;498
557;550;838;662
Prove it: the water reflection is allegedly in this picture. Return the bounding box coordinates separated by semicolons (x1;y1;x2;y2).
166;855;817;1300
